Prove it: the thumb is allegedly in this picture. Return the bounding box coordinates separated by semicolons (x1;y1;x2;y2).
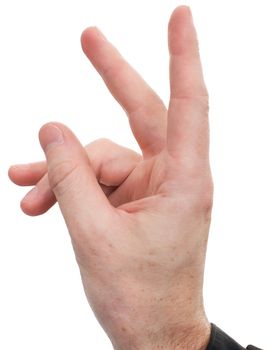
39;122;113;237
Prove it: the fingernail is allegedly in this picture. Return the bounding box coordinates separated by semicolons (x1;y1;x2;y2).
40;124;64;152
22;186;39;202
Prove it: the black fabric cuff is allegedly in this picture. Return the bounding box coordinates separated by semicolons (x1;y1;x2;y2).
206;323;263;350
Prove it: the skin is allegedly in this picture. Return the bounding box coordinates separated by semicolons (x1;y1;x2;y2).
9;6;213;350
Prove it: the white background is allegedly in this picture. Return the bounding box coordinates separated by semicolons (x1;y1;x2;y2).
1;0;266;348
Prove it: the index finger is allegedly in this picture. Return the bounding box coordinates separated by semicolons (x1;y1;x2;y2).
81;27;167;158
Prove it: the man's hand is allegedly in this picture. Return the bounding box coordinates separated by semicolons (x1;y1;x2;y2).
9;6;213;350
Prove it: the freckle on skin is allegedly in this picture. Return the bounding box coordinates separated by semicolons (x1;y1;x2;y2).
90;248;97;256
121;327;126;332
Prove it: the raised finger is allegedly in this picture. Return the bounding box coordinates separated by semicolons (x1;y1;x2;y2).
81;27;167;158
167;6;210;170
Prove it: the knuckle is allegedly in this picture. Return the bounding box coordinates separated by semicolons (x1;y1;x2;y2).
85;138;113;153
48;160;79;197
193;176;214;218
178;172;213;216
87;137;112;147
201;180;214;213
197;94;209;114
84;138;114;177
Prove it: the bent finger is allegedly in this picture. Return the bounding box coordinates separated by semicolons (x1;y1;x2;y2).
20;138;142;216
20;174;56;216
8;162;47;186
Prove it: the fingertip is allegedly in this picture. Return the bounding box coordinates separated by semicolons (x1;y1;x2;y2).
20;201;46;217
8;164;29;184
39;122;52;144
81;26;106;41
39;121;58;138
168;5;198;59
168;5;193;37
81;26;96;40
80;26;107;55
80;27;92;48
20;191;55;216
8;165;17;182
39;122;65;153
20;196;39;216
169;5;192;25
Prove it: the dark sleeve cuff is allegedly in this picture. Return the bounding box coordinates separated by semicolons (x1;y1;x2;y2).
206;323;263;350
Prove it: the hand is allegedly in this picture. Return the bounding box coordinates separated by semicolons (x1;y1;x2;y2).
9;6;213;350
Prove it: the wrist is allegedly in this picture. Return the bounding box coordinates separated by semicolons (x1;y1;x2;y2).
110;314;211;350
158;321;211;350
97;269;210;350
